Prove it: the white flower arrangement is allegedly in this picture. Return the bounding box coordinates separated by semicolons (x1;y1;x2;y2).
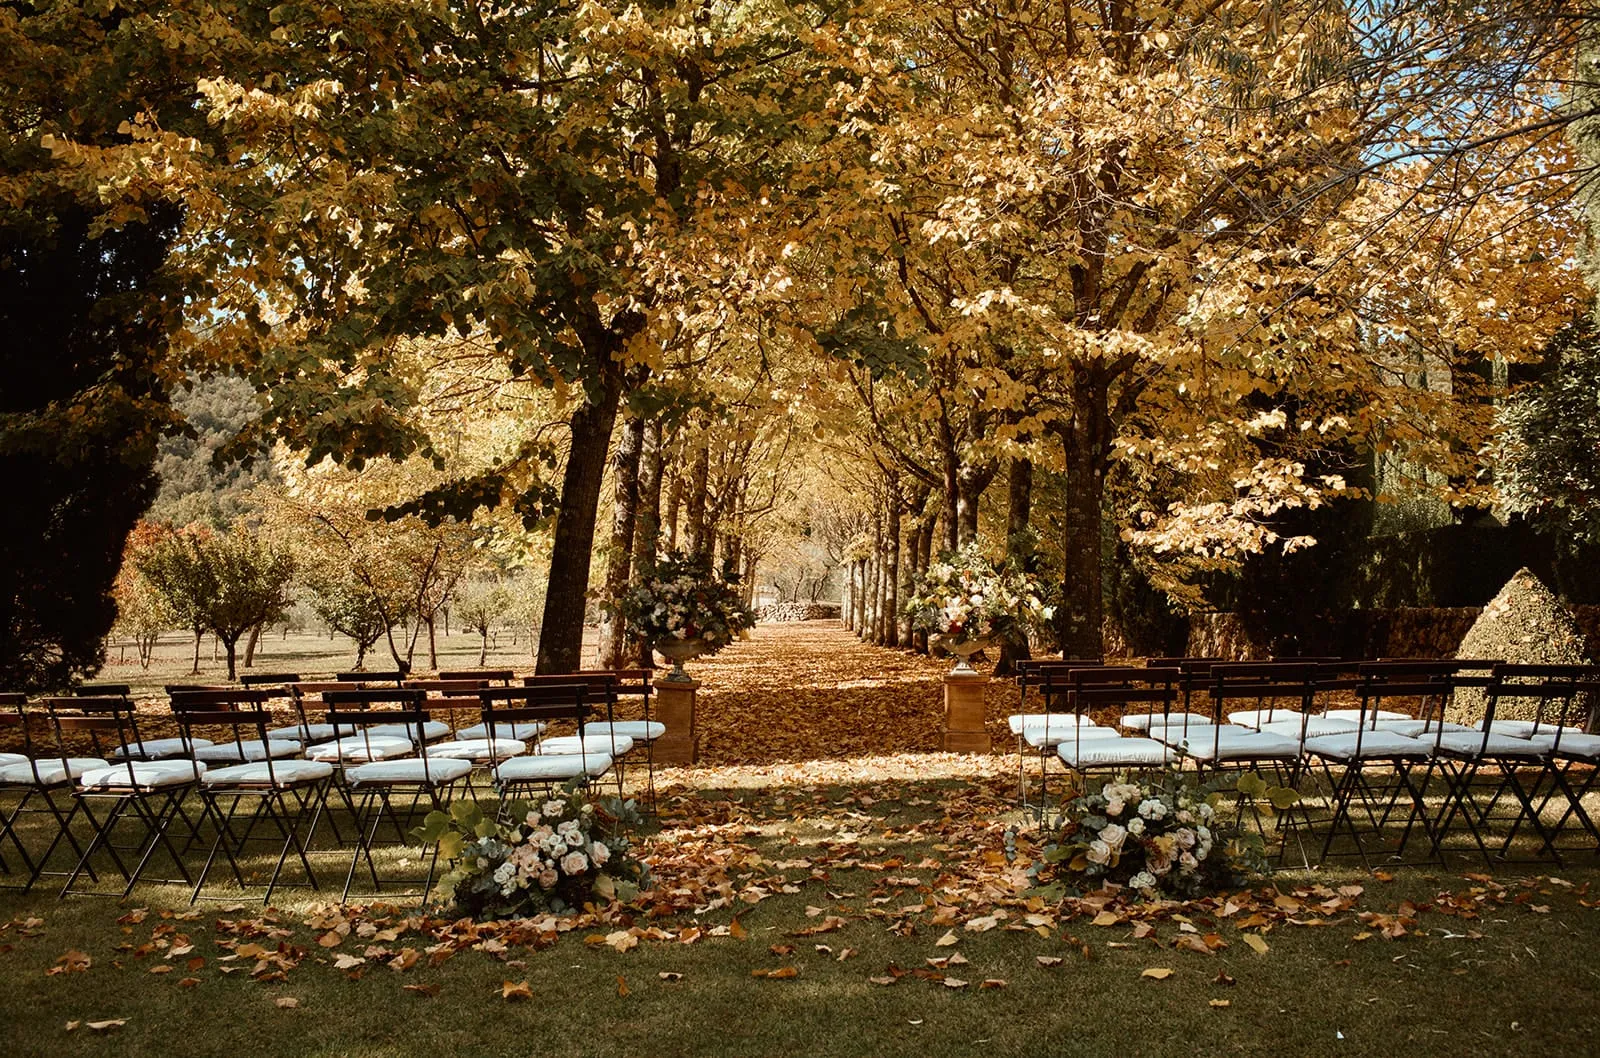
615;551;756;656
904;542;1052;646
417;782;648;920
1036;768;1266;901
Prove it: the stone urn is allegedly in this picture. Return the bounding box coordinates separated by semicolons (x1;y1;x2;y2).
932;633;995;675
655;637;709;683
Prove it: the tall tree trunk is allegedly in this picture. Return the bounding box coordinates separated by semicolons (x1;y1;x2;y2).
664;462;683;549
914;514;937;653
537;371;624;674
243;622;263;669
885;477;902;648
996;457;1035;675
1055;374;1108;660
683;441;711;561
941;448;960;553
955;460;997;546
633;419;664;575
598;410;646;669
191;628;202;674
426;615;438;671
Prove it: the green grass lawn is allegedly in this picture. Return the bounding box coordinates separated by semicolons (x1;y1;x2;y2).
3;763;1597;1058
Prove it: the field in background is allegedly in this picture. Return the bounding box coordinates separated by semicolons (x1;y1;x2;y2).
97;628;604;700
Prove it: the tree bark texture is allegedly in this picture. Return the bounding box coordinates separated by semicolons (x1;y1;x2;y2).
996;457;1035;675
683;441;711;561
598;411;645;669
1055;372;1108;660
537;369;624;674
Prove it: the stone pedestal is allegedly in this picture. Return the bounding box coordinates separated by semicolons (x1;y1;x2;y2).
942;669;992;753
653;677;700;765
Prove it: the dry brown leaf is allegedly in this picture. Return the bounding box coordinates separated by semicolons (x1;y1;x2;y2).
1091;911;1123;927
934;930;959;947
869;976;898;986
317;932;342;949
178;977;201;989
1242;934;1270;956
1036;956;1063;967
658;972;683;982
332;954;365;971
604;931;638;953
979;979;1007;990
47;949;92;976
85;1020;126;1032
403;984;441;998
752;966;799;980
728;918;748;941
1141;967;1174;980
274;997;299;1009
1209;999;1232;1009
501;980;533;1001
943;977;969;989
616;975;630;997
148;965;173;975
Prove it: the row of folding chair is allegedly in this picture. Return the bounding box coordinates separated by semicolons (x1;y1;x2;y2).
1010;657;1600;868
0;672;664;902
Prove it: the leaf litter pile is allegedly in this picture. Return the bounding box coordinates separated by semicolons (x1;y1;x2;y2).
5;621;1599;1029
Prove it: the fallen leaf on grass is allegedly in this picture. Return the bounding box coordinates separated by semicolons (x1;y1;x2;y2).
178;977;201;989
1036;956;1063;967
658;972;683;982
1241;934;1270;956
1213;971;1236;987
1141;968;1174;981
317;932;342;949
979;979;1007;990
66;1019;126;1033
1091;911;1122;927
274;998;299;1010
943;977;968;989
47;950;91;976
869;976;898;986
751;966;799;980
403;984;440;998
148;965;172;975
1209;999;1232;1009
964;915;999;933
934;930;958;947
604;931;638;953
616;975;630;997
501;980;533;1001
332;955;365;971
729;918;748;941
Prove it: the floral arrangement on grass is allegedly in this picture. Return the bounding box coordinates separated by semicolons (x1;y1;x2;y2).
903;542;1052;646
1034;769;1270;901
417;784;648;920
616;551;755;655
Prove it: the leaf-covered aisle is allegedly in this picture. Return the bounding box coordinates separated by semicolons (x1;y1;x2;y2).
688;618;1015;765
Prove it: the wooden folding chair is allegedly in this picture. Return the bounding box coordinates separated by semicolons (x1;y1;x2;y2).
172;691;335;904
0;695;103;892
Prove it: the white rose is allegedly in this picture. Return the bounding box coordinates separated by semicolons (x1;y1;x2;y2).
524;810;542;827
1126;817;1145;836
590;841;611;866
1105;800;1124;818
1085;839;1112;866
1129;871;1157;891
560;851;589;876
1099;824;1128;849
543;800;566;820
538;868;558;889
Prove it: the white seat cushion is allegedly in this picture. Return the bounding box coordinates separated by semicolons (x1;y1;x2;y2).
304;735;416;763
494;753;613;783
109;737;212;760
1008;713;1096;736
365;720;451;744
458;721;547;741
1479;719;1584;740
0;757;108;786
1379;719;1473;739
0;752;26;767
1148;723;1244;745
193;739;304;763
1260;716;1358;740
1324;709;1410;722
583;720;665;742
539;734;635;756
1303;731;1431;760
346;758;473;785
1121;712;1212;731
1024;726;1122;750
267;723;338;742
1432;731;1551;759
1226;708;1302;729
202;759;334;788
1058;737;1176;768
424;738;528;762
79;760;205;790
1181;730;1301;762
1527;732;1600;760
